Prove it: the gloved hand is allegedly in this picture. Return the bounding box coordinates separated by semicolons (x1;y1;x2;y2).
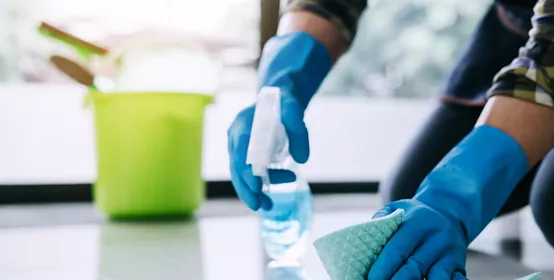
369;200;468;280
227;32;331;211
369;125;529;280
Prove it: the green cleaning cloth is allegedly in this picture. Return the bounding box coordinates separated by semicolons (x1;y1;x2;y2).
313;209;542;280
314;209;404;280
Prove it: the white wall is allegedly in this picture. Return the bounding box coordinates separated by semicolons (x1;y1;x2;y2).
0;84;434;184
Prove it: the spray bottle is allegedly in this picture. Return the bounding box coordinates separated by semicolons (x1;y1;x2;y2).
247;87;314;260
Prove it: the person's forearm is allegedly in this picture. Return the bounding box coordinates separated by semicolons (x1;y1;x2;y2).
484;0;554;165
278;11;348;62
476;96;554;166
416;0;554;238
415;95;554;242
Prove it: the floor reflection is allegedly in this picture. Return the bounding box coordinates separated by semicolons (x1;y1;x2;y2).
265;260;312;280
99;219;203;280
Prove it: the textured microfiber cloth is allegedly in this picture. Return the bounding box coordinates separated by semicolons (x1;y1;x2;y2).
314;209;404;280
313;209;541;280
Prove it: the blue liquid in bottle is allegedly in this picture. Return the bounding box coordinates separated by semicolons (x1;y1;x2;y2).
259;157;314;260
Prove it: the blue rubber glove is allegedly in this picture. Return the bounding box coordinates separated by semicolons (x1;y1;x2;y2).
227;32;331;211
369;125;529;280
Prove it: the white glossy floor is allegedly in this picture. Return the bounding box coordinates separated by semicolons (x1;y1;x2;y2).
1;194;554;280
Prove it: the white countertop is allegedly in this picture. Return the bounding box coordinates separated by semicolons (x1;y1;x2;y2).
0;195;550;280
0;84;434;184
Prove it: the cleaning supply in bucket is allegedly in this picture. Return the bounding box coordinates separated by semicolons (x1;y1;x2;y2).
49;55;114;92
38;21;108;60
314;209;541;280
247;87;314;260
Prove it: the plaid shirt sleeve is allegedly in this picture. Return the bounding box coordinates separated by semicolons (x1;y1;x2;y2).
488;0;554;107
285;0;368;42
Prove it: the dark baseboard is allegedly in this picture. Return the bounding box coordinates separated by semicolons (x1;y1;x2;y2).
0;181;378;205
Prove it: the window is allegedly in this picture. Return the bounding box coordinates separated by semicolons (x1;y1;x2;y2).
0;0;260;90
320;0;489;98
1;0;491;96
0;0;262;192
0;0;494;201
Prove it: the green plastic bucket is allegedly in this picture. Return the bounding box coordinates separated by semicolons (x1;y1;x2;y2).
87;92;213;219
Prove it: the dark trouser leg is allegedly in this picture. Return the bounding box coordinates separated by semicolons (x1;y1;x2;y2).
377;102;539;216
530;150;554;247
376;99;541;260
378;102;482;204
379;2;533;212
439;4;531;104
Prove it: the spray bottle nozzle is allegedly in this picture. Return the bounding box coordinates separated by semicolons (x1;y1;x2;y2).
246;87;282;191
